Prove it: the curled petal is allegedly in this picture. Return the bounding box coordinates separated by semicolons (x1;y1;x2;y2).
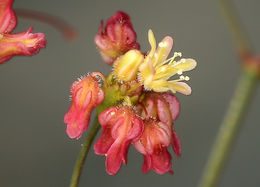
0;0;16;33
0;27;46;64
64;73;105;139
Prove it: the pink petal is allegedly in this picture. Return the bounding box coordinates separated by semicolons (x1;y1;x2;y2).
0;0;16;33
66;122;84;139
105;138;124;175
126;117;144;141
142;155;152;173
157;97;172;125
98;106;118;127
171;130;181;157
94;127;114;155
151;148;173;174
162;93;180;121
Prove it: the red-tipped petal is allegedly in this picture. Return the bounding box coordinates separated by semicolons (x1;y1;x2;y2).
0;27;46;64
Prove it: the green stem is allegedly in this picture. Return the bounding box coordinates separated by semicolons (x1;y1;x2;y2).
198;69;258;187
69;116;100;187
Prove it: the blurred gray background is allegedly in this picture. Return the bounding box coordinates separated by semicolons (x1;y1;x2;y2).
0;0;259;186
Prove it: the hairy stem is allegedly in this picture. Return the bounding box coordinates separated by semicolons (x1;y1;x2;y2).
69;116;100;187
198;69;258;187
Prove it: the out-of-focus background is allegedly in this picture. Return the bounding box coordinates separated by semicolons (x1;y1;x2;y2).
0;0;259;186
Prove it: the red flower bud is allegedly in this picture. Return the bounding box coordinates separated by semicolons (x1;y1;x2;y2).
64;73;104;139
94;106;143;175
134;92;181;174
134;119;174;174
94;11;140;65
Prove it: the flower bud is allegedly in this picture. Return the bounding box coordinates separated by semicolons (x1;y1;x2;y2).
94;11;140;65
94;106;144;175
113;49;144;82
133;92;181;174
64;73;104;139
134;119;173;174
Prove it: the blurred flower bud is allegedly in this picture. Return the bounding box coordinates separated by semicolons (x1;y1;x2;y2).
0;0;46;64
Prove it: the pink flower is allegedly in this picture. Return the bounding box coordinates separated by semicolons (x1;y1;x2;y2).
134;92;181;174
64;73;105;139
94;11;140;65
0;0;46;64
94;106;143;175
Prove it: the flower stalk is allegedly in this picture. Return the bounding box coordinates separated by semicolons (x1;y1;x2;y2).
69;116;100;187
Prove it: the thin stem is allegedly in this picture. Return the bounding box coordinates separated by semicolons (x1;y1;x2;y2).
198;69;258;187
69;116;100;187
15;9;78;41
217;0;252;56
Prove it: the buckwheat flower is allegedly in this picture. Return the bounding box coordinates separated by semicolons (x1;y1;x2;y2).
64;73;105;139
138;30;197;95
94;106;143;175
94;11;140;65
134;92;181;174
0;0;46;64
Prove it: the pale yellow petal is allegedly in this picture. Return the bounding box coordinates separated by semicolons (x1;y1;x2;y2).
154;58;197;80
152;36;173;67
143;29;156;64
168;81;192;95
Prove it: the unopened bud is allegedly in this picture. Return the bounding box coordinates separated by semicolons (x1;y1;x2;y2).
113;50;144;82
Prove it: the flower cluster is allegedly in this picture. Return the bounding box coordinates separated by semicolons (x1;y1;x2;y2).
0;0;46;64
64;11;197;175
